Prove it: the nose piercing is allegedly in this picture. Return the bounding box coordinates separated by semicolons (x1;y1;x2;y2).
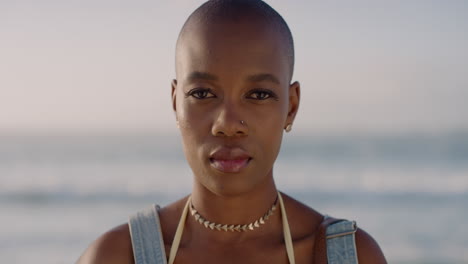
240;120;245;125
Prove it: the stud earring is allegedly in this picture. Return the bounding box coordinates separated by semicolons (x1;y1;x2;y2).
285;123;292;132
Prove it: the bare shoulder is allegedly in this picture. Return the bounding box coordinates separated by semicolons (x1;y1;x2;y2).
157;196;191;245
76;223;134;264
280;192;324;231
355;227;387;264
281;192;387;263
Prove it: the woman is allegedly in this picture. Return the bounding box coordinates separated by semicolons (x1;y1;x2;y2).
77;1;387;263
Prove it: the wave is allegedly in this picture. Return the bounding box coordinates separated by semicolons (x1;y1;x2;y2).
1;132;467;198
2;188;466;206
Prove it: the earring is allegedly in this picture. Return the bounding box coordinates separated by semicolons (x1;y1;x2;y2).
285;123;292;132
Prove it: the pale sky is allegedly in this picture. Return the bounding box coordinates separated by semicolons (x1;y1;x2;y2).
1;0;467;134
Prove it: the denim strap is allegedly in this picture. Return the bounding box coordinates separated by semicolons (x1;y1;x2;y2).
326;219;359;264
129;205;167;264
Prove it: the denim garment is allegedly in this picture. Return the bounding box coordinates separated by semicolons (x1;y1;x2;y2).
129;205;167;264
325;219;359;264
129;205;358;264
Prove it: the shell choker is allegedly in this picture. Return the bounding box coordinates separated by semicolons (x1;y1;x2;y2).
189;196;278;232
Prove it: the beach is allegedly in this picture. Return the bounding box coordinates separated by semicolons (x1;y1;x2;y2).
1;132;467;263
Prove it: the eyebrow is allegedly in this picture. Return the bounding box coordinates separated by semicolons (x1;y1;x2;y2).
186;71;218;82
185;71;280;85
247;73;280;84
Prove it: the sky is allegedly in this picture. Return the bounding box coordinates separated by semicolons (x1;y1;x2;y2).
1;0;467;134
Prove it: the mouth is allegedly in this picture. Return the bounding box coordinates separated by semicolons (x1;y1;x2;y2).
209;147;252;173
209;158;252;173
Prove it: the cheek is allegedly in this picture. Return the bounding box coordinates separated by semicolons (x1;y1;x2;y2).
176;97;211;162
177;96;203;131
253;101;287;132
251;108;284;162
260;123;283;155
178;106;213;140
256;101;287;158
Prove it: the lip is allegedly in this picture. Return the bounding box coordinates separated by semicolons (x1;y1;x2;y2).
209;147;252;173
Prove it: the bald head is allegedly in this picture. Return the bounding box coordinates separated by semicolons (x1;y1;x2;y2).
176;0;295;81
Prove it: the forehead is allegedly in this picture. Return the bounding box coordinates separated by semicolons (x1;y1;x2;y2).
176;20;290;85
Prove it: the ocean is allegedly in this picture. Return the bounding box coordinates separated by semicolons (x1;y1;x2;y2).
1;132;467;263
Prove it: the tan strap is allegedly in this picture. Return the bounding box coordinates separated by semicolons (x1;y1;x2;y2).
168;197;191;264
278;192;295;264
168;192;295;264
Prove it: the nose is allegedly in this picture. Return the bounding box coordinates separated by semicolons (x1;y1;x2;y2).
211;103;248;137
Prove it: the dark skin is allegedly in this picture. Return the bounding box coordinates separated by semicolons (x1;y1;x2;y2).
77;16;387;264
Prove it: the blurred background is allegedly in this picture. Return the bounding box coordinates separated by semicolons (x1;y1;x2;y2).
1;0;467;263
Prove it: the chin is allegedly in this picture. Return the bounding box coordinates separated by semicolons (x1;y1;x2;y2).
199;171;267;197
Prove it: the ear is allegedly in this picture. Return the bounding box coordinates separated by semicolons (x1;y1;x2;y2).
171;79;180;124
171;79;178;116
285;81;300;127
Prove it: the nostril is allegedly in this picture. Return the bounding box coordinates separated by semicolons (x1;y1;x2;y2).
215;131;226;136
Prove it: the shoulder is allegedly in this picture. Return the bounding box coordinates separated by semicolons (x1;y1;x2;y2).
280;192;387;263
76;223;134;264
279;192;324;237
355;227;387;264
158;196;191;246
280;192;324;234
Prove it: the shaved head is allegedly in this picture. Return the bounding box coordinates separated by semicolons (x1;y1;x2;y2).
176;0;295;81
171;0;302;196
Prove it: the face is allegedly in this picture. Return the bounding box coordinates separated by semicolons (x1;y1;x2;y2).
172;19;300;196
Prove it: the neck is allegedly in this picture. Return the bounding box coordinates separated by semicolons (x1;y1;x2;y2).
188;173;280;241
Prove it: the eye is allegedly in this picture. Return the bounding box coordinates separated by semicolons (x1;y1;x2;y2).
246;89;278;100
186;88;216;99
